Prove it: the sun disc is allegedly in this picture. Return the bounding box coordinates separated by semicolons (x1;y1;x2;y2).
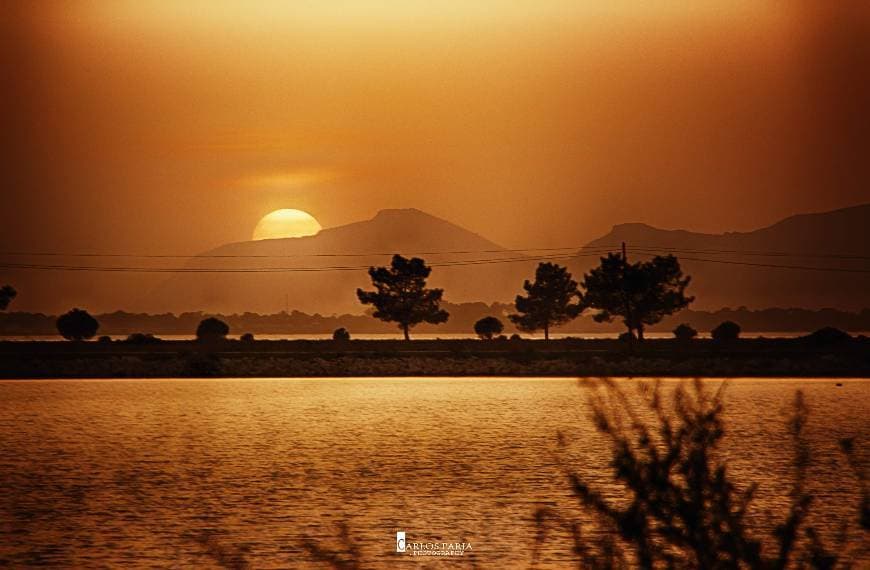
252;209;322;240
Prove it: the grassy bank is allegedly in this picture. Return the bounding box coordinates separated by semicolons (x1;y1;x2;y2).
1;337;868;378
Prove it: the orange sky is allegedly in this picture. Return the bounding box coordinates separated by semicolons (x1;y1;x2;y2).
3;1;869;257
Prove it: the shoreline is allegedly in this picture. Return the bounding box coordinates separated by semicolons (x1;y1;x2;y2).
2;338;868;379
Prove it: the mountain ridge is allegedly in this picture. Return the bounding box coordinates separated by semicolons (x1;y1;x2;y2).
147;208;533;314
572;203;870;310
141;203;870;313
598;203;870;251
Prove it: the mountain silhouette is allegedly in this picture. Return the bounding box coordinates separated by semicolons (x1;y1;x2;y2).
147;209;536;314
141;203;870;314
568;203;870;311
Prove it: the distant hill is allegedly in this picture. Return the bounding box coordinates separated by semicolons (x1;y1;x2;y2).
146;208;536;314
568;204;870;310
146;203;870;314
5;204;869;315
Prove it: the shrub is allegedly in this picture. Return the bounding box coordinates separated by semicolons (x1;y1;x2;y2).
240;332;255;342
474;316;504;340
673;323;698;341
124;332;161;344
56;308;99;341
618;331;636;342
0;284;16;311
196;317;229;342
534;379;866;568
712;320;741;342
510;333;522;341
804;327;851;346
97;335;112;343
333;327;351;341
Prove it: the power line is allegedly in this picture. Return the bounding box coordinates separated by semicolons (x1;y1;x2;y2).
2;243;869;260
0;245;603;259
1;239;869;275
631;253;870;274
0;252;608;274
623;245;870;261
1;249;869;274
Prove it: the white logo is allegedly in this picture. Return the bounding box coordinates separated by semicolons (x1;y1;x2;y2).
396;531;406;552
395;531;472;557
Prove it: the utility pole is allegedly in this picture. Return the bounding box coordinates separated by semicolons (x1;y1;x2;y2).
620;241;636;344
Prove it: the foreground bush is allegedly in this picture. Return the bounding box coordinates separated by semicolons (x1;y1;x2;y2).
535;379;867;568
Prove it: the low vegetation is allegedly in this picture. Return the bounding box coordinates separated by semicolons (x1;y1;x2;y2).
533;379;868;568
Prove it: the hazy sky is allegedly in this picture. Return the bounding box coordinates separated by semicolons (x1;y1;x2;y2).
3;1;869;256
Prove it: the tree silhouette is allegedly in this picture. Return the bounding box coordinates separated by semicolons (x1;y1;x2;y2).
56;308;99;341
333;327;351;341
0;285;16;311
196;317;230;342
474;316;504;340
356;254;449;340
582;253;693;340
509;262;582;340
712;320;741;342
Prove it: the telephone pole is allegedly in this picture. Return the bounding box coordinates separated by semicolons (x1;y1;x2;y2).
620;241;635;345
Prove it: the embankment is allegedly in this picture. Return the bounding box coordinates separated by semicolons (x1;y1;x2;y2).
1;338;868;378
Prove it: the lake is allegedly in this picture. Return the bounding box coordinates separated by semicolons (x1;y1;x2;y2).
0;377;867;567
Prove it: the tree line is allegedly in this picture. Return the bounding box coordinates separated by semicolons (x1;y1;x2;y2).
0;252;710;341
356;251;693;340
2;252;820;342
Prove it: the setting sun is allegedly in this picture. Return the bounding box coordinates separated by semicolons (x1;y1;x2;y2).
252;209;322;240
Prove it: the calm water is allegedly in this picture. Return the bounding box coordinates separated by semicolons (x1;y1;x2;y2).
0;378;867;567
